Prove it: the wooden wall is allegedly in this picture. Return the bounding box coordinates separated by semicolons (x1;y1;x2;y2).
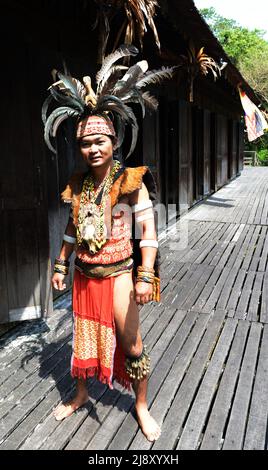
0;38;53;323
215;114;228;190
0;1;98;324
142;86;244;230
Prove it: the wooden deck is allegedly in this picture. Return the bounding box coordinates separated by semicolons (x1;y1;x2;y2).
1;166;268;450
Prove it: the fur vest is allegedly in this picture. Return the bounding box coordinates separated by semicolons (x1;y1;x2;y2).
61;166;149;226
61;164;160;280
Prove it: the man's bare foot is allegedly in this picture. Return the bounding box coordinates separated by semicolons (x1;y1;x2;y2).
135;405;161;442
53;393;89;421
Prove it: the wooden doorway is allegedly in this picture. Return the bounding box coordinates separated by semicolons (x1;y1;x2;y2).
0;40;53;324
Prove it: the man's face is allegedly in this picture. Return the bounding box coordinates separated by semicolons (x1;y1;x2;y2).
79;134;114;168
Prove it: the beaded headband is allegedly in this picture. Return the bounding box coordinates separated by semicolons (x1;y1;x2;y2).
76;115;116;139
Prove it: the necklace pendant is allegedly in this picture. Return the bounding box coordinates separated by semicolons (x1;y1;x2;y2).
78;161;121;253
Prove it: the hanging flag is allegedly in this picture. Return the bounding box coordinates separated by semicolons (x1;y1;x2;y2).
238;87;268;141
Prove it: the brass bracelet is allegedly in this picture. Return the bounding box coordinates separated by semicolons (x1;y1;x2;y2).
54;267;68;276
54;262;68;269
54;263;69;270
137;265;155;274
54;264;69;275
152;277;160;302
137;269;155;274
54;268;68;275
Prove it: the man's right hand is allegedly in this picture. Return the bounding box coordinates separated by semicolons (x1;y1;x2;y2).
52;272;67;291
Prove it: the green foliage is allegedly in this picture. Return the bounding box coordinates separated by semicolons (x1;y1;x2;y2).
245;133;268;161
200;5;268;151
257;148;268;165
200;7;268;68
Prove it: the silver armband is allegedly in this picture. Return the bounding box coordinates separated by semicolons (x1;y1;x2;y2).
139;240;158;249
136;213;154;223
63;234;76;244
132;200;153;213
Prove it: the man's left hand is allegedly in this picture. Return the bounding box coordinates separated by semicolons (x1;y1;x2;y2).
135;281;153;304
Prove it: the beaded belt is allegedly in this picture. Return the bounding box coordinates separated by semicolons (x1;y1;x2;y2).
74;257;133;278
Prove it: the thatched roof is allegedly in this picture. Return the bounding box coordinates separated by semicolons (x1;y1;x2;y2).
159;0;261;106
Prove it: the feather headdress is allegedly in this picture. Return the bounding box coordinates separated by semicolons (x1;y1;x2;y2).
42;44;174;158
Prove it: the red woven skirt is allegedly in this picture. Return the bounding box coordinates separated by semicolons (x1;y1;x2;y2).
71;269;132;390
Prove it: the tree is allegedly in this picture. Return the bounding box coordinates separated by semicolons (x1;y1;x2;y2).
200;7;268;155
239;49;268;104
200;7;268;104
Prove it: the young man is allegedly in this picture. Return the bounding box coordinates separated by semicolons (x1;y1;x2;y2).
43;45;172;442
51;114;161;441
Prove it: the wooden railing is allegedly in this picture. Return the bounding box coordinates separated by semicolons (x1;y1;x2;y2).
244;151;258;166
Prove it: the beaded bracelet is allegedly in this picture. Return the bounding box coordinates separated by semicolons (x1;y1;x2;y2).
55;258;70;267
54;263;69;272
54;267;68;276
54;264;69;275
136;276;154;284
137;272;155;280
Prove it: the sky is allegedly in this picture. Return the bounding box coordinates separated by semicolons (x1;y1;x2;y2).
194;0;268;40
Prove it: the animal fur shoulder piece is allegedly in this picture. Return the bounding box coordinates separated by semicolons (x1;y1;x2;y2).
120;166;148;195
61;172;86;202
61;166;150;225
110;165;149;206
61;172;86;226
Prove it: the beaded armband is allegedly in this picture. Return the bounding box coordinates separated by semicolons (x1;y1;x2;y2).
136;265;160;302
54;258;69;275
139;240;158;249
63;234;76;244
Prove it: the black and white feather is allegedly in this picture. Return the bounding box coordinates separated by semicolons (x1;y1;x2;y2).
42;45;175;158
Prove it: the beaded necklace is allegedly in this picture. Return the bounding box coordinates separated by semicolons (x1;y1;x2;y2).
77;160;121;254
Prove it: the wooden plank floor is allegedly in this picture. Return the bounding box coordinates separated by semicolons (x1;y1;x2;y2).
1;167;268;450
